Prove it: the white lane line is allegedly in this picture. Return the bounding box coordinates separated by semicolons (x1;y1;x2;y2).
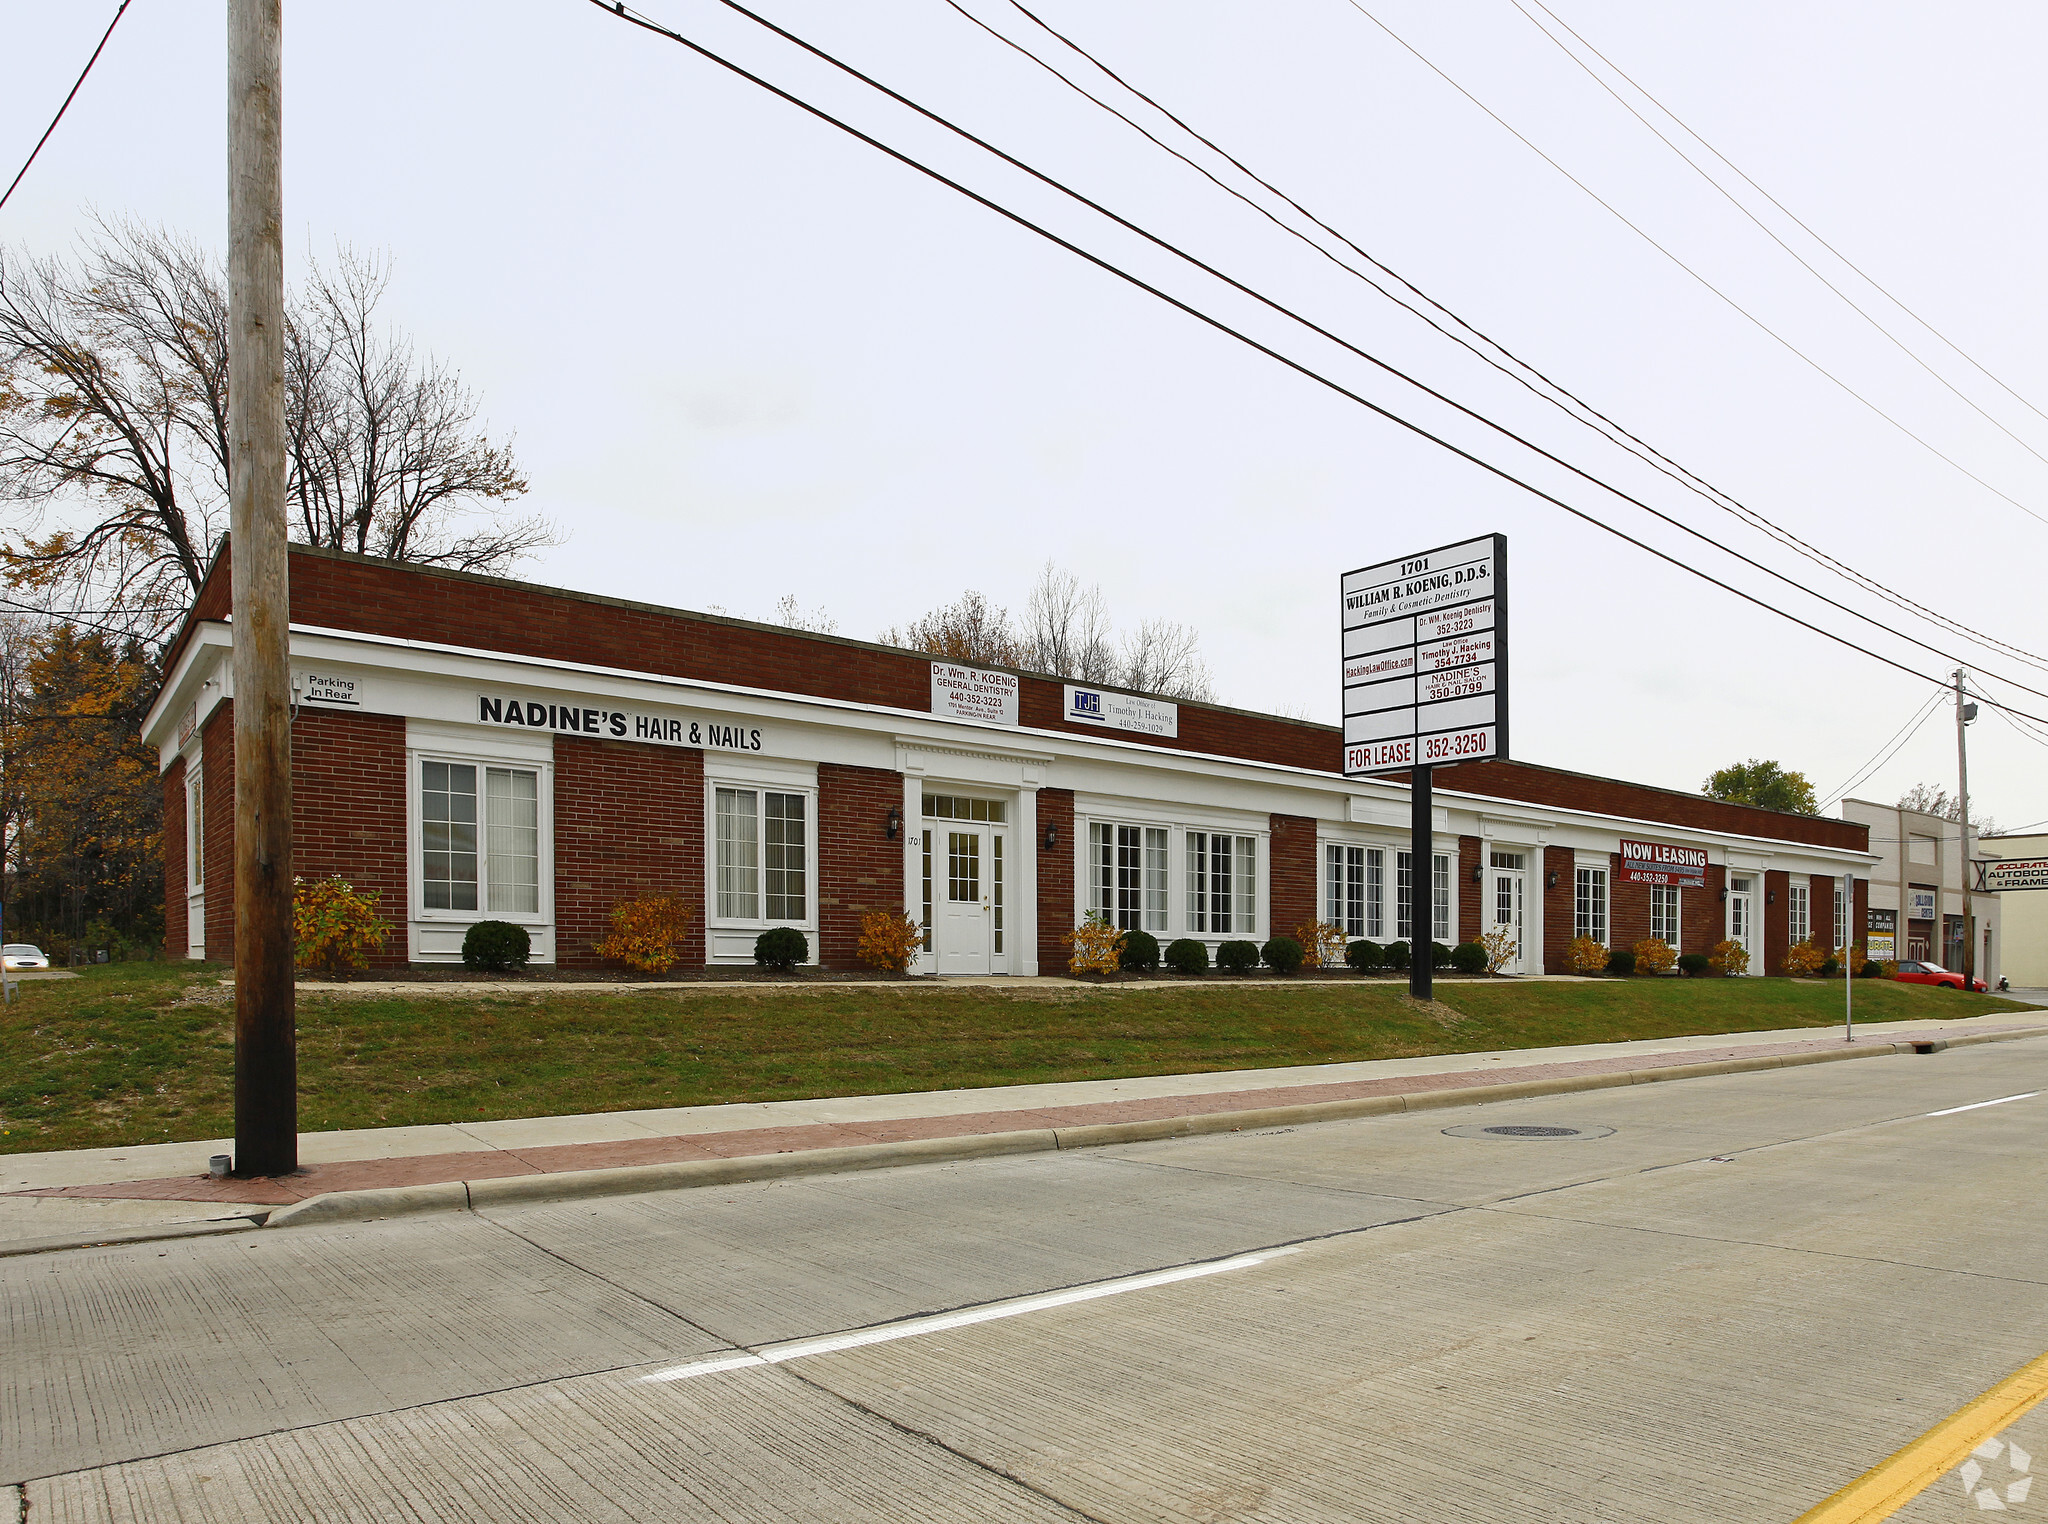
1923;1091;2040;1118
641;1246;1298;1384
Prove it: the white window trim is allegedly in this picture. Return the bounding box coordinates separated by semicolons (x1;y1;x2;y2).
1574;864;1610;946
1073;816;1269;942
185;760;205;895
1649;884;1681;947
1085;819;1171;934
704;777;820;935
407;748;556;928
1787;882;1811;945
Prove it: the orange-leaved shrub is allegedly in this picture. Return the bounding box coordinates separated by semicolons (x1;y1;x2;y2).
293;875;391;979
1707;938;1750;977
1064;913;1126;975
1296;920;1347;970
1633;938;1677;976
596;894;697;974
857;909;923;973
1565;935;1609;975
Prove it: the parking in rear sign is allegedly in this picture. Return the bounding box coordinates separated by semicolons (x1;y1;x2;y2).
1341;534;1508;777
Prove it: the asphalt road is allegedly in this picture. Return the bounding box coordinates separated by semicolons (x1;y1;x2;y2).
7;1038;2047;1522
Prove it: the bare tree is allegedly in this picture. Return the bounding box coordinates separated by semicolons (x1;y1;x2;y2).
880;590;1023;668
770;594;837;635
884;563;1217;702
0;220;554;641
1897;782;1997;834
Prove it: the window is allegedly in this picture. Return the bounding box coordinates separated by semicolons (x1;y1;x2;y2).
422;760;539;914
924;794;1006;823
186;767;204;891
1091;823;1168;932
1575;866;1608;945
1835;882;1847;946
1788;883;1810;944
1650;885;1680;947
1396;851;1452;942
714;786;808;922
1188;831;1257;934
1326;844;1365;938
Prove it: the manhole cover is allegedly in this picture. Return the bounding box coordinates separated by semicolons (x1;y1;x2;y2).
1441;1122;1616;1141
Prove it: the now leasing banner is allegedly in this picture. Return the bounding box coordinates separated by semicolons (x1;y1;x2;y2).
1616;838;1709;888
1341;533;1508;777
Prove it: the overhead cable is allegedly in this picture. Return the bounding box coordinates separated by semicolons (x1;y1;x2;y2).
1520;0;2048;440
957;0;2048;675
1819;687;1946;809
0;1;132;215
584;0;2048;721
1336;0;2048;531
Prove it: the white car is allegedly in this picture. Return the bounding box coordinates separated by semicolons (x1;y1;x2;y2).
2;944;49;971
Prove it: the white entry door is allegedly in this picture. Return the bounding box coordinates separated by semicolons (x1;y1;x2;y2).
1490;851;1527;974
934;826;1005;974
1728;876;1756;970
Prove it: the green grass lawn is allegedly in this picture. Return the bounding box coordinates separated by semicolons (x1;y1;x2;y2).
0;963;2032;1154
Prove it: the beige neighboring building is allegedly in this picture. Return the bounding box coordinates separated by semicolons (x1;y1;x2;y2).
1841;799;2000;983
1981;828;2048;988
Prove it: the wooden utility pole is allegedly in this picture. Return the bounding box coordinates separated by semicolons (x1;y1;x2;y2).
228;0;295;1177
1954;669;1974;988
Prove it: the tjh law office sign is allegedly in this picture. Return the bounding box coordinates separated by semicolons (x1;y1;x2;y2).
1616;839;1708;889
1064;685;1178;738
1342;533;1508;777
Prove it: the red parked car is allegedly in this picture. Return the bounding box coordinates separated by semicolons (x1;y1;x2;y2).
1891;959;1986;992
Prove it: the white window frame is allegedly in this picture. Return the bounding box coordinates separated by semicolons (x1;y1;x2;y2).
1395;850;1452;944
1186;830;1260;937
1326;843;1366;939
1575;865;1609;946
1090;821;1169;933
1835;881;1847;947
705;775;819;936
185;762;205;892
1788;882;1810;944
1649;884;1680;947
408;749;555;930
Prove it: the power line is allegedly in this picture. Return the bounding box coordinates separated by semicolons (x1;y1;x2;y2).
1819;687;1946;809
1508;0;2048;480
579;0;2048;730
1520;0;2048;441
0;2;132;216
957;0;2048;676
585;0;2048;720
1336;0;2048;531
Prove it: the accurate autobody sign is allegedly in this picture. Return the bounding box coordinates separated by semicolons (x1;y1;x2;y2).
1616;839;1708;888
930;662;1019;726
1979;858;2048;892
1064;685;1178;738
1341;533;1507;776
476;694;765;751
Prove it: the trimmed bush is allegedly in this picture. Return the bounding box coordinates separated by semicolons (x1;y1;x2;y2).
1262;936;1305;975
462;919;530;973
1216;939;1261;973
1384;940;1412;971
1606;947;1637;975
1819;956;1841;979
1120;929;1161;972
1677;952;1710;978
1164;937;1209;975
1857;960;1886;978
1450;941;1488;975
1431;941;1454;969
1345;939;1384;971
754;926;809;971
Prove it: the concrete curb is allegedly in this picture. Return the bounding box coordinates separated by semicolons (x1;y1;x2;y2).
0;1214;267;1259
253;1024;2048;1230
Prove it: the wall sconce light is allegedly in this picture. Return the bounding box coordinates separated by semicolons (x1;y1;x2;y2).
1043;823;1059;851
1471;864;1483;883
1767;890;1776;905
885;806;901;842
1545;871;1557;889
1719;888;1728;903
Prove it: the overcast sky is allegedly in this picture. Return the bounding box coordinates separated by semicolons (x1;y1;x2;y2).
7;0;2048;830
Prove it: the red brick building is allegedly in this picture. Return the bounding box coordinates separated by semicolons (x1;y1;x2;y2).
146;545;1875;975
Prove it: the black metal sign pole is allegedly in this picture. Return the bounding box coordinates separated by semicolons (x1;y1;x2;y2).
1411;763;1432;1001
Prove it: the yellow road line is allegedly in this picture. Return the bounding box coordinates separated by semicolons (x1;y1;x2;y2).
1792;1349;2048;1523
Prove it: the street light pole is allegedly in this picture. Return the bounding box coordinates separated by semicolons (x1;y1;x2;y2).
1954;668;1975;989
227;0;296;1177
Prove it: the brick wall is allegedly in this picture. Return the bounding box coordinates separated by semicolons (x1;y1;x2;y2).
553;736;704;969
163;757;187;958
1037;789;1075;974
1853;876;1869;952
1268;813;1317;942
819;763;906;969
1458;837;1482;942
1813;874;1836;952
1763;870;1790;975
1542;846;1574;972
292;709;410;968
201;702;237;962
1689;866;1724;959
1610;851;1652;954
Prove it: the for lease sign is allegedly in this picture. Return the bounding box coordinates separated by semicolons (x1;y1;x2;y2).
1616;838;1708;888
1342;534;1507;777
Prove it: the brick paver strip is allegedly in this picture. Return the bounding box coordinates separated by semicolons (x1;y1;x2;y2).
15;1025;2028;1206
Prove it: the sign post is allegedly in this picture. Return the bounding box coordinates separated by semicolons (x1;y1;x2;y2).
1342;535;1509;999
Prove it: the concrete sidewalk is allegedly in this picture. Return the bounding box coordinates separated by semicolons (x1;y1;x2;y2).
6;1010;2041;1241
